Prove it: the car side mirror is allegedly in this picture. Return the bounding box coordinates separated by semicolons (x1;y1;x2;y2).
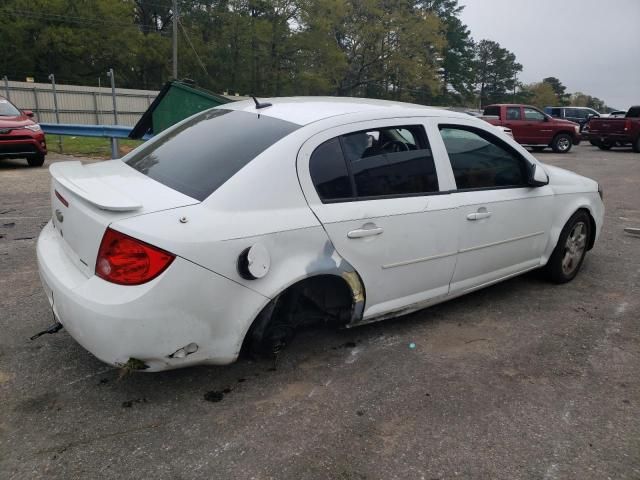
528;163;549;187
23;110;34;118
543;116;549;122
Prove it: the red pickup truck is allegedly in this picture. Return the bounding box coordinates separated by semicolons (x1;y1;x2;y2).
482;104;581;153
583;106;640;152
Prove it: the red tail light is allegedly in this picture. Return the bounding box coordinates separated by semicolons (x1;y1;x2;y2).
95;228;175;285
624;119;632;131
55;190;69;207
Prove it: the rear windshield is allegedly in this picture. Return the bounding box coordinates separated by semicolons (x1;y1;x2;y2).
126;109;300;200
483;106;500;117
627;107;640;118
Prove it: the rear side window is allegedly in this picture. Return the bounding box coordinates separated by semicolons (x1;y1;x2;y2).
439;126;529;190
126;109;299;201
309;125;439;202
506;107;521;120
309;138;353;201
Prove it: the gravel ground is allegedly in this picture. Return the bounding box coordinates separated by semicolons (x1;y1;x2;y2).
1;144;638;480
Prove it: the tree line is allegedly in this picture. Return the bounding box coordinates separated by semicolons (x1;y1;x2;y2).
0;0;613;110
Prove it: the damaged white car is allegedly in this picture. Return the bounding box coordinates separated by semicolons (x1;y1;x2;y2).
36;97;604;371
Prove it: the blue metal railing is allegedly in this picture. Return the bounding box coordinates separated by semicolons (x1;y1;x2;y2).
40;123;152;158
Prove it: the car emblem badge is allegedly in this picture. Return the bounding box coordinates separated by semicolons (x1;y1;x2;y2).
55;209;64;223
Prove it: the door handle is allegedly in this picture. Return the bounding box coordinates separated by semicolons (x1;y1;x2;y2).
467;211;492;221
347;226;384;238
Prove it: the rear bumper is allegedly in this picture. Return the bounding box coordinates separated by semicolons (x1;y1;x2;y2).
0;131;47;157
37;220;268;371
583;132;634;144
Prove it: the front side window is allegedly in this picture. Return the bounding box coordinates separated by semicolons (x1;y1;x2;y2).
524;107;545;121
309;125;439;202
439;126;529;190
506;107;521;120
126;109;300;201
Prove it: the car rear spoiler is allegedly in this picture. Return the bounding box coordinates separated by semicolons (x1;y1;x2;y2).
49;161;142;212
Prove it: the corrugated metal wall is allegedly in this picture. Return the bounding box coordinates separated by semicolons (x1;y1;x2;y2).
1;80;159;126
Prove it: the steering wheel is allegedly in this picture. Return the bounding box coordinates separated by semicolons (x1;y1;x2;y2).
380;140;409;153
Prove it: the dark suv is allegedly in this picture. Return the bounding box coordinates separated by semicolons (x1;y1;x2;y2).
0;96;47;167
544;106;600;131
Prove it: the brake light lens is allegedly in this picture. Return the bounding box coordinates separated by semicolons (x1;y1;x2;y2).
95;228;175;285
624;119;631;131
55;190;69;207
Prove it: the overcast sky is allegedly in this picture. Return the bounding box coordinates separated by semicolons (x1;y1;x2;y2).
458;0;640;110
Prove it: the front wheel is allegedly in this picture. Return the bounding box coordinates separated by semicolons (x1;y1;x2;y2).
27;154;45;167
545;211;591;283
551;134;573;153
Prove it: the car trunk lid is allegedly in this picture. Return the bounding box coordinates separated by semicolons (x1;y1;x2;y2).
49;160;198;277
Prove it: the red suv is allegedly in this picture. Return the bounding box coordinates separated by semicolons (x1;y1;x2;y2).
0;96;47;167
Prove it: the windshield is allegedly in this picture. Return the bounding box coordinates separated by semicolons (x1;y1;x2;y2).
0;98;21;116
126;109;300;201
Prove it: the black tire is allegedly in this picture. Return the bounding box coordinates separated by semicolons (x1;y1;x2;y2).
598;144;612;151
551;133;573;153
545;211;591;284
27;154;45;167
633;136;640;153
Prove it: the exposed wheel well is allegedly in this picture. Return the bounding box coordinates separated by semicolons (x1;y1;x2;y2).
242;275;356;355
579;208;597;251
553;131;573;141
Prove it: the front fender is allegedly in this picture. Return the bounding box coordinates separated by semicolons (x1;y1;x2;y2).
542;192;604;263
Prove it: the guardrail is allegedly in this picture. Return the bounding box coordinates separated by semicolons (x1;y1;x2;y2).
41;123;152;158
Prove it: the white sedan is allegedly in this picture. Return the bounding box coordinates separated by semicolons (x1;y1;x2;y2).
37;97;604;371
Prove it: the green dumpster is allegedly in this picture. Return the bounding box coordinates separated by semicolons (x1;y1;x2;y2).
130;80;234;139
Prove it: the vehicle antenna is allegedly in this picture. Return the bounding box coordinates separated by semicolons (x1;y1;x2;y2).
251;96;272;110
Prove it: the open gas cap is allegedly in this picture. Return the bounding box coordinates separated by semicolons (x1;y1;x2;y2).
237;243;270;280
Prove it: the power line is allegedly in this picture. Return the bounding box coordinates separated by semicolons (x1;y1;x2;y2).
0;7;168;32
179;18;209;77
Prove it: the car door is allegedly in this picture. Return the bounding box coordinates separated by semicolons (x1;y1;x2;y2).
523;107;551;144
502;106;530;143
297;119;460;320
434;122;555;294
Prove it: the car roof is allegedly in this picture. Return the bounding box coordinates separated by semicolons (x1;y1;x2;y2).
219;96;468;126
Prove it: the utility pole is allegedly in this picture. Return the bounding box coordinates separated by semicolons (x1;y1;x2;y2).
106;68;119;158
172;0;178;79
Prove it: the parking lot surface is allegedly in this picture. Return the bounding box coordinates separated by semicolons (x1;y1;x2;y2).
1;145;638;479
